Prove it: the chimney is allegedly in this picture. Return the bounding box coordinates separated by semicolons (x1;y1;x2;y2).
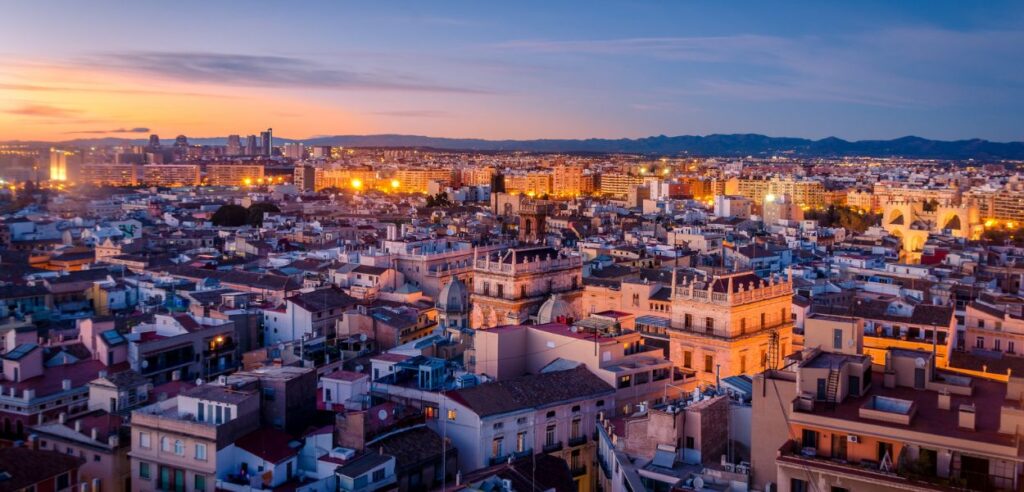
958;404;976;431
74;420;82;432
98;370;107;379
171;370;181;381
58;412;66;424
91;428;99;441
62;379;72;391
937;391;951;411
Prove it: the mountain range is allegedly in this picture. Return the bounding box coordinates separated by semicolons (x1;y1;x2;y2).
7;134;1024;160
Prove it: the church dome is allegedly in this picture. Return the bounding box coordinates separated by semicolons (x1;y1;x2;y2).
436;277;468;313
537;294;574;324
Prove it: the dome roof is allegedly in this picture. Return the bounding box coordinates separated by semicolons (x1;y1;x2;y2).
436;277;468;313
537;294;574;324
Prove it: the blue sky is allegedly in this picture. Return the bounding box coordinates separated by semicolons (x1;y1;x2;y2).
1;1;1022;141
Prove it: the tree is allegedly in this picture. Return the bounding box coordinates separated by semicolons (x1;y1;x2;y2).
425;193;452;208
247;202;281;227
211;204;248;227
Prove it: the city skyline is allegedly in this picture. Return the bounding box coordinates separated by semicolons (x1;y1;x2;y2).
2;1;1024;142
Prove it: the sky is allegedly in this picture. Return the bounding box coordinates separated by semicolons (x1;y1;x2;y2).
1;1;1023;142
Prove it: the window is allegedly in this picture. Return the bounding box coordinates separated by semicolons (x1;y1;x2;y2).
684;314;692;329
545;424;556;446
801;429;819;449
791;479;809;492
739;318;746;333
1010;341;1016;354
618;375;631;388
447;409;457;421
174;440;185;456
140;463;151;480
685;436;695;449
492;437;503;458
705;317;714;334
195;443;207;460
833;329;843;350
976;337;985;349
877;441;894;462
224;407;231;421
161;437;171;452
978;319;985;329
56;472;69;490
195;474;206;491
140;432;151;449
516;432;527;453
739;355;747;374
372;469;386;483
263;388;276;401
197;403;205;422
683;351;692;369
760;312;766;329
704;354;714;373
425;406;438;419
995;339;1003;351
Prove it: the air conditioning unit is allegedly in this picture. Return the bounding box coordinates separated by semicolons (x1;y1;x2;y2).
847;434;859;443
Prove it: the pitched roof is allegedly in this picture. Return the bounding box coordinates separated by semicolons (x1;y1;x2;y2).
0;448;84;492
448;366;613;418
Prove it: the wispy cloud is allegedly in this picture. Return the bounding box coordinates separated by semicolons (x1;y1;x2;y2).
496;28;1024;108
372;110;452;118
64;127;150;134
4;103;79;117
0;81;236;98
83;52;492;94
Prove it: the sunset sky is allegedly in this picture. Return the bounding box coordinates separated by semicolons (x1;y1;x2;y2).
2;1;1023;142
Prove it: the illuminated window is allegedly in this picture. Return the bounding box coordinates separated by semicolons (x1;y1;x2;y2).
447;409;457;421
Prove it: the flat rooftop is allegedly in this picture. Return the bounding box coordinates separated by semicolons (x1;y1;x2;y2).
798;371;1016;447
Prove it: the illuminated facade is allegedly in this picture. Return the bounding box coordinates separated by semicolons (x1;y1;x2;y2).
206;164;265;186
49;149;72;181
470;246;583;329
82;163;140;187
599;173;644;198
394;168;454;194
141;164;200;187
552;164;585;197
504;172;552;196
668;270;794;386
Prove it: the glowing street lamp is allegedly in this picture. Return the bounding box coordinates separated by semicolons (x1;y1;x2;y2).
390;179;400;190
351;179;363;190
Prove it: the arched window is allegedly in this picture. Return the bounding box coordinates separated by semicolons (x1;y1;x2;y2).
174;440;185;456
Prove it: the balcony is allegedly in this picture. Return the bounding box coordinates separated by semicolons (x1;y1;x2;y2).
571;465;587;477
775;440;1011;490
489;449;532;466
542;441;563;453
568;434;588;447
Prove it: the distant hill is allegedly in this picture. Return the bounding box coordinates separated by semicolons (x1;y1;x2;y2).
7;133;1024;159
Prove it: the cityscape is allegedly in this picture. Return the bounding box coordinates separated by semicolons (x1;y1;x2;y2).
1;3;1024;492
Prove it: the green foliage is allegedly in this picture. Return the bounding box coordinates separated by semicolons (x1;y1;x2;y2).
982;226;1024;245
247;202;281;227
425;192;453;207
805;205;881;233
211;204;248;227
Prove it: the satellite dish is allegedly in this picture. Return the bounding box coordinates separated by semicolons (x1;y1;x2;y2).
377;409;388;421
915;357;926;368
359;333;368;342
141;360;149;368
693;477;705;490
